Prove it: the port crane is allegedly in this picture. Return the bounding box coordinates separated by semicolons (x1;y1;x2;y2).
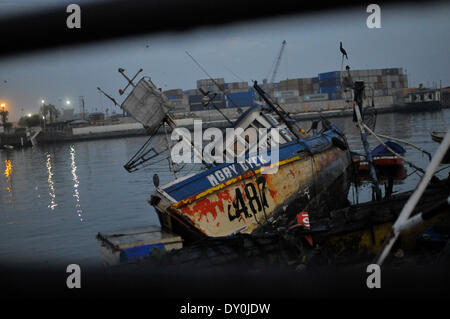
268;40;286;84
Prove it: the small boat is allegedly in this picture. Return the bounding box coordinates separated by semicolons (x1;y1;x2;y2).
352;141;405;170
431;131;450;163
431;131;446;143
0;144;14;150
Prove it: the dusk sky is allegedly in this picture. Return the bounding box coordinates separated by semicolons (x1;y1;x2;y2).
0;1;449;121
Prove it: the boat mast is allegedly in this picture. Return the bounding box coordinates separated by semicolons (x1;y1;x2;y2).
351;79;382;201
339;42;381;200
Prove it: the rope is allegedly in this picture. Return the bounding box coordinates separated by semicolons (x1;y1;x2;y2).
373;132;432;161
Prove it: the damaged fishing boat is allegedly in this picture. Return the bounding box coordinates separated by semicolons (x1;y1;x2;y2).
117;73;352;241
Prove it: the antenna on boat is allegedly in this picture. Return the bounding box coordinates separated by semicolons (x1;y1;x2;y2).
97;87;120;107
118;68;143;95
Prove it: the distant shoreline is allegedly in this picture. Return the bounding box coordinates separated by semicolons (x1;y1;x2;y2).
0;104;446;149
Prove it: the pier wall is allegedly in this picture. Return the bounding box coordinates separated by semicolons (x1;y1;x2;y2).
174;97;395;122
283;96;395;114
72;122;144;135
174;107;251;122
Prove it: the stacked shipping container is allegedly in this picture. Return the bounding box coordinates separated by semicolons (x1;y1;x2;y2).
225;89;255;108
318;71;342;100
279;78;316;95
189;93;226;111
225;81;249;92
166;67;409;113
348;68;408;100
197;78;226;93
163;89;190;112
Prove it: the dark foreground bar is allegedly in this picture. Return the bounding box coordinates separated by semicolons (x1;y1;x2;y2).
1;262;449;300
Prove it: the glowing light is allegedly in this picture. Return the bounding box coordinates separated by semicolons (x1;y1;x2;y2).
28;113;32;117
41;99;45;104
70;145;83;222
66;100;71;105
4;159;12;178
46;153;57;210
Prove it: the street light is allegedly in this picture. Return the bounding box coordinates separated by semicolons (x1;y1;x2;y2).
40;99;46;130
66;100;71;105
0;103;8;132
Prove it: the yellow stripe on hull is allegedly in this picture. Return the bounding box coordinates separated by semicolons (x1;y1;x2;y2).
168;147;350;237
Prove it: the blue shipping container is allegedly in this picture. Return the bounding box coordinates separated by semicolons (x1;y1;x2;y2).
320;85;341;94
318;71;341;81
319;77;341;87
226;90;255;107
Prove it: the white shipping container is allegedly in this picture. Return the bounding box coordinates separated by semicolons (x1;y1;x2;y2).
285;96;302;104
274;90;299;98
303;93;329;101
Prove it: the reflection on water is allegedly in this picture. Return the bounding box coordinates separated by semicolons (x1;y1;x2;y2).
0;110;448;266
45;152;57;210
3;159;13;203
4;159;12;178
70;145;83;222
